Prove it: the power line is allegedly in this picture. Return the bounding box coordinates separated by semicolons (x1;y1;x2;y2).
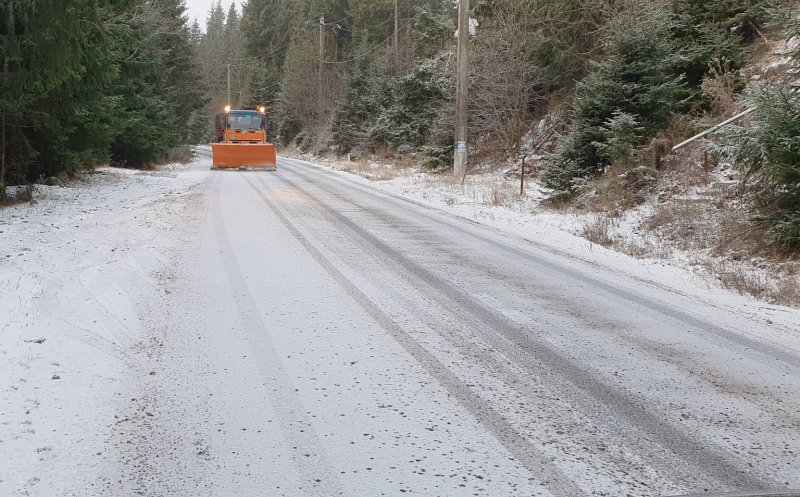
198;37;294;68
318;4;431;65
308;1;419;36
309;12;353;27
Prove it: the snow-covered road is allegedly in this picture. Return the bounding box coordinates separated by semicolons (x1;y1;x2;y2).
2;156;799;496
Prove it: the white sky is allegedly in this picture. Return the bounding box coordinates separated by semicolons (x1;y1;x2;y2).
184;0;243;28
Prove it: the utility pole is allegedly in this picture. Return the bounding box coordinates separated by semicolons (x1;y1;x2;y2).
453;0;469;178
227;63;231;108
1;53;6;200
319;16;325;118
1;113;5;202
394;0;399;65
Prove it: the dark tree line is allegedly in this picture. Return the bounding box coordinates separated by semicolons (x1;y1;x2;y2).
193;0;456;166
0;0;206;196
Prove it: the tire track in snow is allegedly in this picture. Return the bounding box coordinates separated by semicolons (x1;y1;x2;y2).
210;173;346;497
281;162;800;458
240;173;585;497
268;164;774;491
280;157;800;371
254;172;676;493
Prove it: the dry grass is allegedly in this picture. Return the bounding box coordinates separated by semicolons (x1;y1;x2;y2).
615;238;649;258
405;173;524;209
641;177;800;305
660;150;715;189
709;260;772;300
585;163;655;214
541;192;574;211
166;145;195;164
774;272;800;307
644;199;715;251
644;181;771;259
615;237;672;260
581;214;615;247
705;260;800;307
487;187;507;206
701;60;743;116
339;158;401;181
662;114;699;145
579;213;674;258
0;184;35;207
484;183;516;206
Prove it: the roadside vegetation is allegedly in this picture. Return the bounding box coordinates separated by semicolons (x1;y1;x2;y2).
0;0;206;201
196;0;798;304
198;0;799;248
4;0;800;303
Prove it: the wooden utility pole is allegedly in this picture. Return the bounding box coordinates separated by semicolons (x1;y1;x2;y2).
1;53;6;200
394;0;399;65
319;16;325;116
227;63;231;108
453;0;469;178
1;113;6;202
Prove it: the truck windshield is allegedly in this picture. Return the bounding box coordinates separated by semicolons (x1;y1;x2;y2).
226;112;263;131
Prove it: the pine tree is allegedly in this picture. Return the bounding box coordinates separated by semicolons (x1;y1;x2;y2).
543;8;686;191
108;0;207;166
224;3;248;107
0;0;208;184
0;0;102;184
716;85;800;249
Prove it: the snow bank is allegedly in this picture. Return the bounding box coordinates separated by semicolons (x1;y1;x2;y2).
0;163;209;495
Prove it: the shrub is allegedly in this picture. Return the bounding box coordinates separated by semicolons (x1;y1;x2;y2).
295;130;316;153
541;1;772;193
332;54;452;156
421;144;454;171
715;85;800;249
592;111;645;168
166;145;194;164
277;115;302;147
330;57;393;153
542;9;686;192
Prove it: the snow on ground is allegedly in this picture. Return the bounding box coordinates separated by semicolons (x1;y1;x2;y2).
287;153;800;340
0;164;208;495
2;153;800;496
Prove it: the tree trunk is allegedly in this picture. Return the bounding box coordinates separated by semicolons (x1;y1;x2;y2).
1;113;6;202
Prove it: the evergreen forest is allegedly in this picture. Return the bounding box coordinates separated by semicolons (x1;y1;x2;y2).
3;0;800;247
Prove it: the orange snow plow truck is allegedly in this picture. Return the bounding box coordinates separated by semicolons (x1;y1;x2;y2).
211;106;277;171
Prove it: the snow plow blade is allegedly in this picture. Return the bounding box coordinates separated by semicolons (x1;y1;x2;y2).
211;143;277;171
